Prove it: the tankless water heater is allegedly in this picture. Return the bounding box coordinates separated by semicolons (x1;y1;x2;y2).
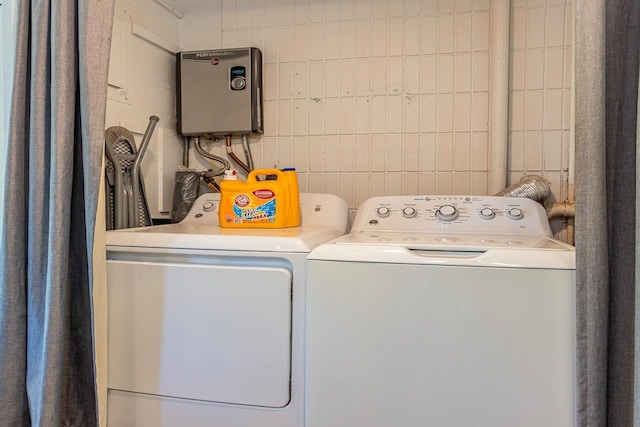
177;47;263;136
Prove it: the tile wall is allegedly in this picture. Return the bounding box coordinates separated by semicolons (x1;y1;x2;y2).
179;0;572;216
509;0;572;205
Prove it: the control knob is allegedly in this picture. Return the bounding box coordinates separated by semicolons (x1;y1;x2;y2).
202;201;216;212
506;208;524;220
435;205;459;222
478;207;495;220
402;207;417;218
376;206;391;218
231;77;246;90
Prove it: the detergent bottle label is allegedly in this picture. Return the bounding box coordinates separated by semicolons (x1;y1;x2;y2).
219;168;300;228
230;190;276;223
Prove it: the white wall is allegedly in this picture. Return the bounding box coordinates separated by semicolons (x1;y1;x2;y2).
175;0;572;216
180;0;495;203
105;0;573;228
509;0;572;204
105;0;182;220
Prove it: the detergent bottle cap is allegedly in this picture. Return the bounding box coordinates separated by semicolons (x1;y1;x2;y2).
223;169;238;180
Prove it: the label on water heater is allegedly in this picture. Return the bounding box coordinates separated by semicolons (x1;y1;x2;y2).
182;50;250;61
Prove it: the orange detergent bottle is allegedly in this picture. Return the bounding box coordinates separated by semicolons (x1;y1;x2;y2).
218;168;301;228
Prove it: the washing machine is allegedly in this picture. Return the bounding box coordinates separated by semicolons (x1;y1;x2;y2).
105;192;348;427
306;195;576;427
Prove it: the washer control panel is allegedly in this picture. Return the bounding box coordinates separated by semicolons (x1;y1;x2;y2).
354;195;552;236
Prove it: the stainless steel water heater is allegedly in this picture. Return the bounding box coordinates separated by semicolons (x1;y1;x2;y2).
177;47;263;136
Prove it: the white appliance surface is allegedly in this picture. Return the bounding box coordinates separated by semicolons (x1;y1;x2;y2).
108;262;292;407
306;195;576;427
106;192;348;427
106;192;348;252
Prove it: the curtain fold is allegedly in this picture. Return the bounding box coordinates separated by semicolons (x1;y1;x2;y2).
575;3;608;424
575;0;640;426
0;0;114;425
604;1;640;425
635;65;640;426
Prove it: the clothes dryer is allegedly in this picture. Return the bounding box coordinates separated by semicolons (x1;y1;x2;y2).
306;195;576;427
106;192;348;427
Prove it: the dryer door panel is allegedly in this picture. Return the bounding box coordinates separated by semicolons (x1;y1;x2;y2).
107;261;292;408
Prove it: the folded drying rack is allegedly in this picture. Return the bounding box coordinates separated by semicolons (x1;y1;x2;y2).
105;116;159;230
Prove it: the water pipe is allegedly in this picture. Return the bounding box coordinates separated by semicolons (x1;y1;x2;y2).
489;0;511;194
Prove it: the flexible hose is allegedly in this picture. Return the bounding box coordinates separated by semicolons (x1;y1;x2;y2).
496;175;574;245
193;136;230;175
493;175;551;202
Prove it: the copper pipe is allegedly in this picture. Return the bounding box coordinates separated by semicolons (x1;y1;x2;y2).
546;201;576;219
226;135;252;174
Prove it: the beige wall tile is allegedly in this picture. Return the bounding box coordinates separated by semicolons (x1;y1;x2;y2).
166;0;572;211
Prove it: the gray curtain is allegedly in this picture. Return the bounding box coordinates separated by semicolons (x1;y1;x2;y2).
0;1;114;426
575;0;640;426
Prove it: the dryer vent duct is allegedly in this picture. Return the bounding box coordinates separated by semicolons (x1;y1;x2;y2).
494;175;551;202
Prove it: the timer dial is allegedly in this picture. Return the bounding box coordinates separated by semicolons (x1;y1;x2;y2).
435;205;459;222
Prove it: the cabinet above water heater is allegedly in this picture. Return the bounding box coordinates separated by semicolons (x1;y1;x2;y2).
176;47;263;136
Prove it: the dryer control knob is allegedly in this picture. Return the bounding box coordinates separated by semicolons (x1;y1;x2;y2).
479;207;496;220
507;208;524;220
436;205;459;221
402;207;417;218
202;201;216;212
376;206;391;218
